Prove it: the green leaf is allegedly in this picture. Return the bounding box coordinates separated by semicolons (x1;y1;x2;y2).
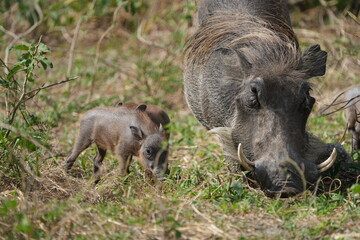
28;75;35;82
23;59;35;69
0;198;18;216
37;43;51;54
19;53;32;62
0;78;9;88
11;45;29;51
15;215;31;234
38;56;53;70
7;64;22;80
350;184;360;194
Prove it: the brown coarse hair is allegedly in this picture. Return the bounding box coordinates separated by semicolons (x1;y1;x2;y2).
185;10;302;78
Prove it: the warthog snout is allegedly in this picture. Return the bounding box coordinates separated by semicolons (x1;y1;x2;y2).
237;144;337;196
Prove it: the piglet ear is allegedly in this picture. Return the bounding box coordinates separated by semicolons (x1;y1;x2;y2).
299;44;327;77
113;101;123;107
130;126;143;140
136;104;147;112
159;124;165;134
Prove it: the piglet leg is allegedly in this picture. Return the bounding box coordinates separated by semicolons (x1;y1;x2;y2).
93;146;107;183
65;128;93;171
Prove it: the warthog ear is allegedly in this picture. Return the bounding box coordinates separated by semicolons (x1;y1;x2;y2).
113;101;123;107
159;124;165;134
159;123;166;135
215;47;252;77
130;126;143;140
136;104;147;112
299;44;327;77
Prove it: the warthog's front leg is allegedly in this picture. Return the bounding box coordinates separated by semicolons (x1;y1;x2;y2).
118;154;132;176
117;144;133;176
93;146;107;183
65;132;93;171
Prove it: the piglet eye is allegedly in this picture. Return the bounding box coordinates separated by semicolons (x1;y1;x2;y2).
143;148;153;160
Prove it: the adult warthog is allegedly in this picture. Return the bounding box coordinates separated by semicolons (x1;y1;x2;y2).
184;0;352;196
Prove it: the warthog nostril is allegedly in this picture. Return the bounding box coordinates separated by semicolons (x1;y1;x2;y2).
279;162;287;169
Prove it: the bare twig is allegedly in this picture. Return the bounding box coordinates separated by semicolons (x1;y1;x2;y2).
90;1;128;97
347;11;360;25
67;0;96;81
136;0;167;50
25;77;78;100
137;20;164;49
319;94;360;116
56;26;73;43
66;18;82;77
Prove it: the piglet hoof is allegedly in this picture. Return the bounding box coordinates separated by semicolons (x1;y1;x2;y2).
94;178;101;185
155;176;166;182
65;168;84;178
145;169;154;179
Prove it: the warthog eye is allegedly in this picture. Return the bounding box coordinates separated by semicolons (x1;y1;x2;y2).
248;86;260;109
144;147;154;160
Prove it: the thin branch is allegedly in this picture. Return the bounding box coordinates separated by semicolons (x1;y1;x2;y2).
0;57;12;73
136;0;168;51
67;0;97;78
90;1;127;97
319;94;360;116
61;27;73;43
136;20;166;50
347;11;360;25
66;18;82;77
25;77;78;97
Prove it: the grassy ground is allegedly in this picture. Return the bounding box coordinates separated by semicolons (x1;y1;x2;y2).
0;1;359;239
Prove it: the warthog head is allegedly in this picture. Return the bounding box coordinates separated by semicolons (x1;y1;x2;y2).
137;124;169;181
208;45;336;197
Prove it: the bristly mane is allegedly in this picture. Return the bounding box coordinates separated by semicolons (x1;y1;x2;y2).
185;11;302;78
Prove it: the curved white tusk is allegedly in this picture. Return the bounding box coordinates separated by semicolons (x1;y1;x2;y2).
237;143;254;172
317;148;337;173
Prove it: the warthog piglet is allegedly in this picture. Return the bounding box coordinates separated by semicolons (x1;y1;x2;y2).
65;104;170;181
